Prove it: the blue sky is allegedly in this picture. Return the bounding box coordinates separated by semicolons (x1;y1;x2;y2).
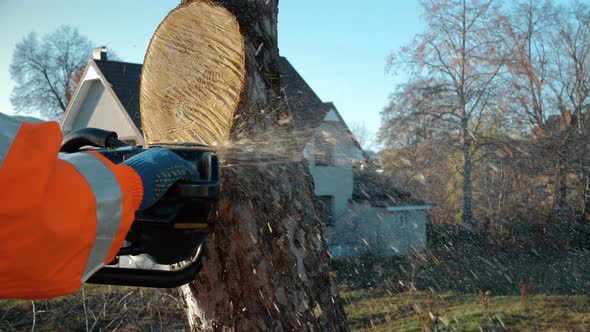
0;0;424;139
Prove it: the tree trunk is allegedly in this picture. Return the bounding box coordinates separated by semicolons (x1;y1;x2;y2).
461;119;474;227
583;164;590;219
143;1;349;330
582;138;590;219
462;144;474;227
553;115;577;220
554;152;568;216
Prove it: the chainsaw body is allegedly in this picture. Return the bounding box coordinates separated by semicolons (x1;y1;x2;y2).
61;129;219;288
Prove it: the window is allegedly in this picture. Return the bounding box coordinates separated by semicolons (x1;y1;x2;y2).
318;195;335;226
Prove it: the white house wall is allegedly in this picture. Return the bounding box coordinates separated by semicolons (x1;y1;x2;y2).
311;164;354;220
330;203;427;257
65;80;141;143
306;120;364;224
84;65;100;80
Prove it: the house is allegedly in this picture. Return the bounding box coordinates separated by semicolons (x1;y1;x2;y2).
61;47;144;145
343;171;432;256
62;47;431;258
277;56;432;257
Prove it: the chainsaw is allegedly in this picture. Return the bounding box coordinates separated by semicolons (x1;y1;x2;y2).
60;127;219;288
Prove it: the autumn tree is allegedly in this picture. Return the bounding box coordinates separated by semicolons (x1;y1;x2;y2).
549;1;590;128
495;0;590;221
501;0;555;131
382;0;506;226
139;0;348;330
10;26;92;119
548;1;590;215
504;0;590;217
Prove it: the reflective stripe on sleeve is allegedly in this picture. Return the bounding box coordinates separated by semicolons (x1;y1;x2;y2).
0;113;24;169
59;153;123;281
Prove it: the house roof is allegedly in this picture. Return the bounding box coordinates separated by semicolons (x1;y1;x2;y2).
320;101;369;160
543;113;590;134
93;59;143;132
278;57;331;143
86;56;365;155
278;58;367;157
89;57;329;142
353;170;428;208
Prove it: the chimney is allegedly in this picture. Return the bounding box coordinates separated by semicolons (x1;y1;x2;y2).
92;47;108;61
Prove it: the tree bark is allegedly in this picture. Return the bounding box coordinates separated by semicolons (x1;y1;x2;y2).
144;1;349;330
462;139;474;227
552;115;577;220
583;156;590;219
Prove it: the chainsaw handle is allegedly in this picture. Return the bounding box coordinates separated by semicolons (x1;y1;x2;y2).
87;247;204;288
61;127;129;153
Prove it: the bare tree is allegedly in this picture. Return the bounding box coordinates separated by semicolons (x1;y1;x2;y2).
498;0;590;219
502;0;555;132
349;121;376;151
550;1;590;128
382;0;507;226
548;1;590;216
10;26;93;120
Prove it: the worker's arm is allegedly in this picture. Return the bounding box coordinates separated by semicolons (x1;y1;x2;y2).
0;113;143;299
0;113;197;300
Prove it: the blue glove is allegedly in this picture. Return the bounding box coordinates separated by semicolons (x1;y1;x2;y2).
123;148;199;211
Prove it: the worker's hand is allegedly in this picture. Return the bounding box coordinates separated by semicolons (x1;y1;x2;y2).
122;148;198;211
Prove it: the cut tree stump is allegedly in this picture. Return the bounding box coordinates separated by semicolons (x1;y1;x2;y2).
140;0;349;331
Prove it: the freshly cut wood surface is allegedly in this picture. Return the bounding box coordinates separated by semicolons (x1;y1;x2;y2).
140;1;245;146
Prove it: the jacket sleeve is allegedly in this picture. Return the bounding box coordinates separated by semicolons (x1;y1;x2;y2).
0;113;143;300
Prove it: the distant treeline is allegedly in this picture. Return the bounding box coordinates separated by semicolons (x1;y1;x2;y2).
379;0;590;244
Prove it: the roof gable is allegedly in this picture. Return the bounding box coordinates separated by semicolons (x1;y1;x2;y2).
278;57;330;143
319;102;368;159
61;60;144;143
323;109;340;122
70;80;141;140
93;60;143;132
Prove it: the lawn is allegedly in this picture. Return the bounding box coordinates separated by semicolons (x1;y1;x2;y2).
2;247;590;331
335;246;590;331
2;284;590;331
340;287;590;331
0;285;188;331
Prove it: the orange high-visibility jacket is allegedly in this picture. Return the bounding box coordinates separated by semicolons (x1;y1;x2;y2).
0;113;143;300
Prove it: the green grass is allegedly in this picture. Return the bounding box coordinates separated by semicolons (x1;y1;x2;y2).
333;241;590;330
2;283;590;331
340;287;590;331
